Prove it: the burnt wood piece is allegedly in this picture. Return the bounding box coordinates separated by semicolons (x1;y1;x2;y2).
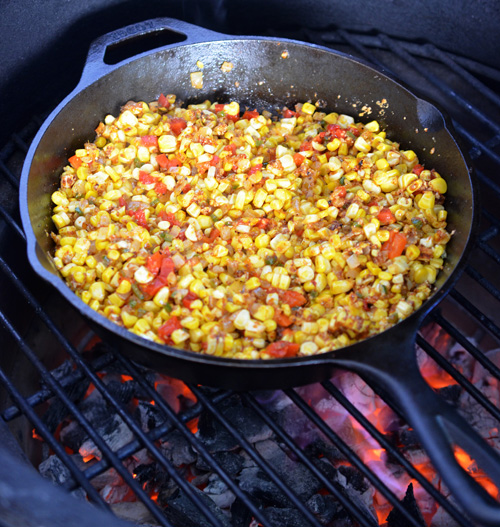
386;483;425;527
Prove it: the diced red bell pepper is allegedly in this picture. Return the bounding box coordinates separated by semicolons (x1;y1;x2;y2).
382;230;408;259
201;228;220;244
248;163;262;175
412;164;424;176
299;140;313;151
131;209;148;229
158;316;182;342
333;186;347;199
255;218;271;231
159;256;175;279
146;251;163;275
140;135;158;148
159;210;180;227
224;144;237;154
68;155;83;169
326;124;347;140
280;290;307;307
241;109;259;120
182;291;198;309
139;171;155;185
155;182;168;195
169;117;187;136
157;155;181;170
275;312;293;327
214;104;225;113
293;153;305;166
377;208;396;225
209;155;220;166
158;93;170;109
283;108;297;118
264;341;300;358
118;196;127;208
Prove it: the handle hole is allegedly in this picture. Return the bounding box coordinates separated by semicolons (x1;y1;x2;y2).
104;29;187;65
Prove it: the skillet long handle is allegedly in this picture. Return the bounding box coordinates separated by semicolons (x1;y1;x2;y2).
81;17;230;83
346;348;500;526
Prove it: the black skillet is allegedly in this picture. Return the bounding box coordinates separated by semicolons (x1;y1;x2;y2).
19;18;500;525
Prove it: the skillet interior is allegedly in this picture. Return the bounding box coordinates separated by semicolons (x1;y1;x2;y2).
21;37;474;390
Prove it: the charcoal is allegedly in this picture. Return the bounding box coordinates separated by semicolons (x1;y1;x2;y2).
229;497;254;527
160;430;197;467
203;474;236;509
161;484;232;527
110;501;156;524
394;428;420;449
42;378;91;433
387;483;425;527
304;437;345;464
337;466;368;493
306;493;339;524
196;451;244;475
311;456;337;482
254;439;322;501
105;380;137;404
264;507;306;527
197;396;272;453
79;414;134;459
136;401;168;433
134;463;171;490
38;455;86;500
238;467;289;506
436;384;462;406
60;420;87;452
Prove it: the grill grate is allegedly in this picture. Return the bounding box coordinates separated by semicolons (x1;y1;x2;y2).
0;28;499;527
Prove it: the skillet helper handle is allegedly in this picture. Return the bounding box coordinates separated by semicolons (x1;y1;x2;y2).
350;332;500;526
81;17;229;83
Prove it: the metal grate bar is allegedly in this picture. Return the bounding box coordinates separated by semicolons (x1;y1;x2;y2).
0;313;111;510
431;312;500;381
377;33;500;136
241;391;379;526
416;333;500;423
454;122;500;165
285;388;425;527
425;44;500;110
111;352;275;527
449;289;500;341
0;206;25;240
477;168;500;197
0;316;176;527
320;379;474;527
1;351;116;421
0;158;20;189
72;389;231;486
465;265;500;303
189;383;323;527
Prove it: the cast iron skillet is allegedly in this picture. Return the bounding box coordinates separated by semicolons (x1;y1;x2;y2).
20;18;500;525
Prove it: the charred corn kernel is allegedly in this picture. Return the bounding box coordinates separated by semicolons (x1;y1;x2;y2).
418;191;435;210
301;102;316;115
406;245;420;260
330;280;354;295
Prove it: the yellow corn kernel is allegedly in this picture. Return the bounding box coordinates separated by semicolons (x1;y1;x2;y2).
171;329;189;345
315;255;331;274
153;287;170;307
234;309;251;330
89;282;106;301
116;280;131;295
366;261;380;275
264;319;277;332
245;277;261;291
418;191;435;210
378;271;393;281
254;305;275;322
330;280;354;295
301;102;316;115
300;341;319;355
406;245;421;260
364;120;380;133
180;317;200;330
429;177;447;194
101;267;116;284
107;293;125;307
377;230;390;242
376;158;390;170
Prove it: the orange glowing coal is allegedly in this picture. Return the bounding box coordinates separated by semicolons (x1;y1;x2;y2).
454;446;499;499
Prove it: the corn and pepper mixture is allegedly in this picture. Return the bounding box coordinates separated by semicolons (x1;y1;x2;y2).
51;94;451;359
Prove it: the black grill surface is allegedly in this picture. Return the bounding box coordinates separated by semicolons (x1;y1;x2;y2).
0;26;499;527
